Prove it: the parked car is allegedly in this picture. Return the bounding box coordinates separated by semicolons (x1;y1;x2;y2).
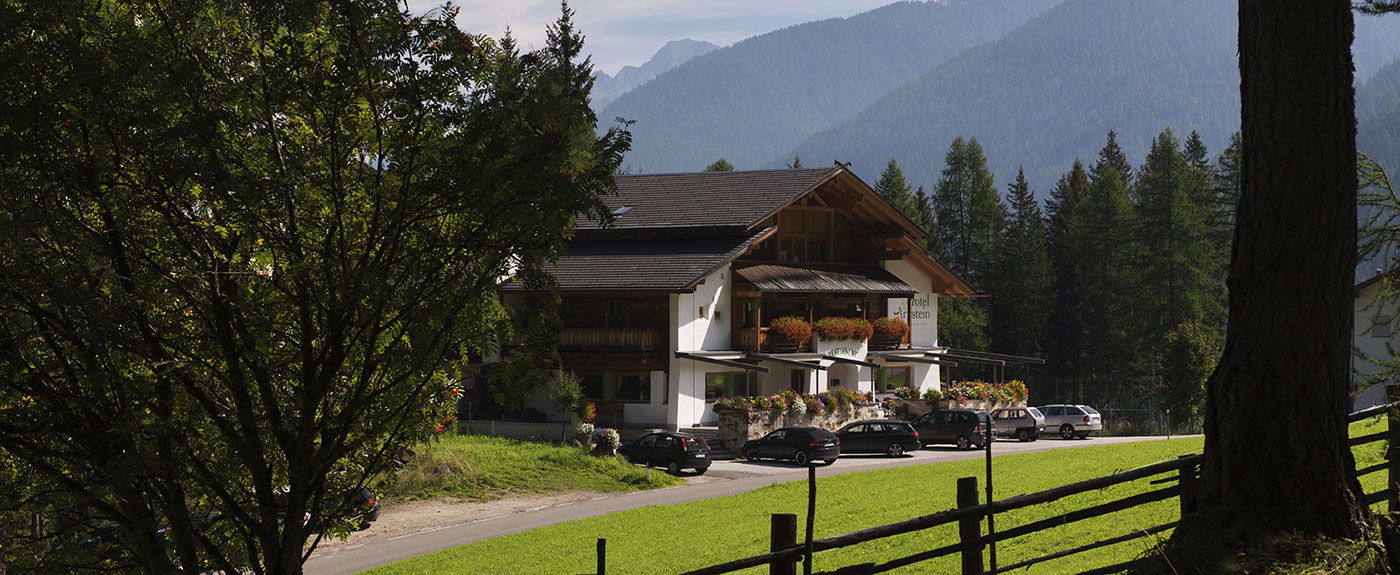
1037;404;1104;439
834;420;921;457
619;431;712;475
741;427;840;465
910;409;994;449
990;407;1046;442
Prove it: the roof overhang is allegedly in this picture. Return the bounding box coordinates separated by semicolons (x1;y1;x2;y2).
870;351;959;367
823;355;882;369
734;263;917;295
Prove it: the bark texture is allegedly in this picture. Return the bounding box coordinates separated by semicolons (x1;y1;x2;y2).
1190;0;1365;538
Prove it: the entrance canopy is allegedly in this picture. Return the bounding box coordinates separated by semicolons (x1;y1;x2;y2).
734;263;916;295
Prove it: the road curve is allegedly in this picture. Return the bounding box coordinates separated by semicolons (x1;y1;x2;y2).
305;435;1190;575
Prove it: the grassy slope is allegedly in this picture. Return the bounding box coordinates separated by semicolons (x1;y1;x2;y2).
369;422;1388;574
385;435;682;502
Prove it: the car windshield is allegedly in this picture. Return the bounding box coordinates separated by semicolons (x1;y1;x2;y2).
809;429;835;439
1028;407;1044;418
1082;406;1099;414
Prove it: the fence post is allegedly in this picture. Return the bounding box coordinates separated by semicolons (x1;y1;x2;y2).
805;464;817;575
771;513;798;575
1177;454;1197;517
957;476;983;575
596;538;606;575
1388;383;1400;513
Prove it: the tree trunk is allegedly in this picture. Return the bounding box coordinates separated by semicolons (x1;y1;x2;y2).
1187;0;1365;539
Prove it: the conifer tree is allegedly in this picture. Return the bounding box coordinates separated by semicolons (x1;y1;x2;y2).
1046;161;1092;401
933;137;1006;285
1077;165;1137;404
874;157;920;220
1133;128;1215;409
989;168;1053;357
1092;130;1134;186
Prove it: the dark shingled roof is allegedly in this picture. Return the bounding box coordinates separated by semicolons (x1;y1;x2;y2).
577;168;838;230
734;263;916;295
501;227;776;291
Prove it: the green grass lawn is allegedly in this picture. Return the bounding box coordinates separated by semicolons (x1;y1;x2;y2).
385;435;683;502
367;421;1390;575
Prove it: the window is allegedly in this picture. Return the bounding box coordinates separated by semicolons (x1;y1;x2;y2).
614;374;651;403
847;424;869;434
602;300;628;328
1375;316;1393;338
765;430;788;441
638;434;657;447
705;371;758;401
580;374;605;400
879;367;910;392
741;300;758;328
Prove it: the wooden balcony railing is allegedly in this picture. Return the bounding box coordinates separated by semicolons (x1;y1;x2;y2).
560;328;661;352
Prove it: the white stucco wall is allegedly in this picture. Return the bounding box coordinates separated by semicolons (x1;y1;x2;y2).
623;369;670;427
668;266;732;428
1354;282;1399;410
881;259;942;391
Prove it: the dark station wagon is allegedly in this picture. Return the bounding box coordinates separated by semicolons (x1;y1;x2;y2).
741;427;841;465
910;409;995;449
834;420;921;457
619;432;712;475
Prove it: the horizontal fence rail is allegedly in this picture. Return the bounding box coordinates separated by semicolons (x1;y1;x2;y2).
672;398;1400;575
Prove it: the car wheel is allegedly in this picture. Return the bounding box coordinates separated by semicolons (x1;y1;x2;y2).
745;448;761;461
667;461;681;475
1017;429;1030;442
886;442;905;457
794;450;810;465
955;435;971;450
1060;424;1075;440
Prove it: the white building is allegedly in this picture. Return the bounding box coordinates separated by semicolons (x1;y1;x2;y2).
495;166;978;430
1354;272;1399;410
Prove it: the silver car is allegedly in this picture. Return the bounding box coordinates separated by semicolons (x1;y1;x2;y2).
990;407;1046;441
1037;404;1103;439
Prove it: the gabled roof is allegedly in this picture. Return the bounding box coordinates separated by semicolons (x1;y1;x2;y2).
577;168;839;230
501;227;777;292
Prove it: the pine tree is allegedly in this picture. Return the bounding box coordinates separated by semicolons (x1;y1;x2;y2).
1046;160;1092;402
1091;130;1134;186
913;185;939;254
988;168;1053;357
1076;164;1137;404
1208;132;1242;324
704;158;734;171
874;157;920;220
1132;128;1215;410
933;137;1006;286
787;156;804;169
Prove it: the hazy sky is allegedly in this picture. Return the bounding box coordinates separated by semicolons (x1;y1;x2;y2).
410;1;897;75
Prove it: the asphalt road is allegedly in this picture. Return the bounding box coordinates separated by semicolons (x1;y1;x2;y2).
304;434;1187;575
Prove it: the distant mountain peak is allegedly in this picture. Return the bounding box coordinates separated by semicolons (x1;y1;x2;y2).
592;39;720;109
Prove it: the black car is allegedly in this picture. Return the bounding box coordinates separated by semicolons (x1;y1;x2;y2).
910;409;995;449
740;427;840;465
834;420;921;457
619;432;712;475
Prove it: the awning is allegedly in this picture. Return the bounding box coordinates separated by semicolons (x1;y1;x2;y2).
823;355;882;368
675;352;771;373
747;352;826;371
870;351;959;367
733;263;916;295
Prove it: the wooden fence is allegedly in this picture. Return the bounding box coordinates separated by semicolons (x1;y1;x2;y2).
638;393;1400;575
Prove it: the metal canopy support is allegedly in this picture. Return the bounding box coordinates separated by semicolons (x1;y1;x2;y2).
869;352;959;367
822;355;882;369
747;353;826;371
942;347;1046;365
675;352;772;373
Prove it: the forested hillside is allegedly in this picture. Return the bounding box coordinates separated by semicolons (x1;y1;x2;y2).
591;39;719;109
786;0;1400;191
1361;60;1400;180
601;0;1061;173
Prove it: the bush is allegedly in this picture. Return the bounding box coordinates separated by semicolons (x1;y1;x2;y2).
871;317;910;340
577;400;597;423
769;316;812;342
892;385;919;400
922;388;943;402
813;317;874;341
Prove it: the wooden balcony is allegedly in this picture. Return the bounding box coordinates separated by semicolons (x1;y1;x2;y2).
560;328;662;352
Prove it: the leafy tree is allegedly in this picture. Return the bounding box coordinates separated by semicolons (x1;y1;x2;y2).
704;158;735;172
988;168;1053;357
0;2;627;574
937;297;990;353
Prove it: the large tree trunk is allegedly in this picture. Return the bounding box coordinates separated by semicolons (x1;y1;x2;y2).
1188;0;1365;538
